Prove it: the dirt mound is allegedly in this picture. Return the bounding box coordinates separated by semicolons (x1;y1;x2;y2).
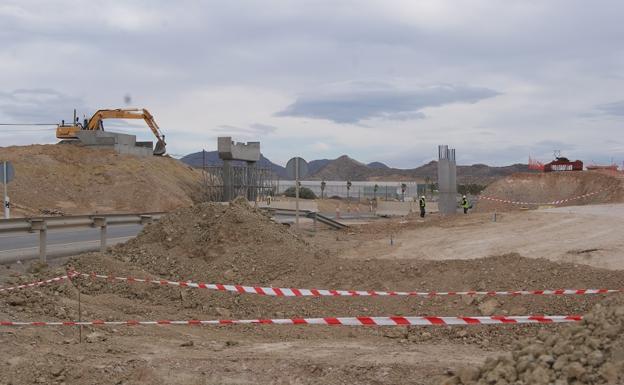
476;172;623;212
67;202;624;329
88;199;325;286
444;297;624;385
0;144;202;216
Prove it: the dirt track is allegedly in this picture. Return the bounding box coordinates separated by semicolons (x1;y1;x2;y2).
340;204;624;270
1;201;623;384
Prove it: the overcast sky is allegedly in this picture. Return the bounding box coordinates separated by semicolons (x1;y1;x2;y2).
1;0;623;167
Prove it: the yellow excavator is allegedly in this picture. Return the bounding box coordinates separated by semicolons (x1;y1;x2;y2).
56;108;167;156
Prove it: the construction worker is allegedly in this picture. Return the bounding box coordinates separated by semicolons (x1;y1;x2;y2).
419;195;426;218
460;195;470;214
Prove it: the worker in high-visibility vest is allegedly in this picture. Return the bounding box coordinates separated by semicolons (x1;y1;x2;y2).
419;195;426;218
460;195;470;214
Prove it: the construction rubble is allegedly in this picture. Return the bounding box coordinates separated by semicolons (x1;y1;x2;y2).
444;298;624;385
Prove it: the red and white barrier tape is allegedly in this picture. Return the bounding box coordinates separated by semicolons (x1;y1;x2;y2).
75;272;621;298
0;315;582;327
479;189;606;206
0;273;77;293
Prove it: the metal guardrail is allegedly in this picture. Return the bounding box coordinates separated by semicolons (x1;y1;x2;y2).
0;212;165;263
0;212;165;234
260;208;348;230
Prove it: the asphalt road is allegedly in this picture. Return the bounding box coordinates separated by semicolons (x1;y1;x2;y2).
0;213;366;264
0;224;144;264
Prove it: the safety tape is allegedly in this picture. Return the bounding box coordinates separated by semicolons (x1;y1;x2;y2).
478;188;606;206
75;272;621;298
0;315;582;327
0;273;77;293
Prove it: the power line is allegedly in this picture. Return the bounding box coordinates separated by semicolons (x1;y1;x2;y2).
0;128;56;133
0;123;57;126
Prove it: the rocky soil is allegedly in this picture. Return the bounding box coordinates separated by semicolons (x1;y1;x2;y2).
443;297;624;385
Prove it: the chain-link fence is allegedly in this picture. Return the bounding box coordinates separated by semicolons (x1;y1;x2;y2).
276;180;429;201
200;166;277;202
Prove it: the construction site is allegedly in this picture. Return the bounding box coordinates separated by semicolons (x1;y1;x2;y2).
2;1;624;381
0;108;624;384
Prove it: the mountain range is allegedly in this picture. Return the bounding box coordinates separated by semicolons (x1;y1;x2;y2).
180;151;531;185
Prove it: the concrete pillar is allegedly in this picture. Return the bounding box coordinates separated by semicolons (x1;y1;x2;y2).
437;145;458;215
246;161;257;201
30;219;47;262
223;160;232;201
93;217;107;252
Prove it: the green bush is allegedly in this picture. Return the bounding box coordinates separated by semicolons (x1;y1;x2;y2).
458;184;486;195
284;186;316;199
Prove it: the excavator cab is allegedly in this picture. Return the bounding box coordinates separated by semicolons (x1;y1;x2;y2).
56;114;84;139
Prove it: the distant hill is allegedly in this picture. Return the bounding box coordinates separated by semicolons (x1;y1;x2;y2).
310;155;371;180
405;161;533;184
367;161;389;169
180;150;287;178
307;158;532;185
181;151;532;185
307;159;331;175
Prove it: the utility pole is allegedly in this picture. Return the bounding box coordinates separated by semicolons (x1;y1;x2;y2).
295;157;300;230
3;161;10;219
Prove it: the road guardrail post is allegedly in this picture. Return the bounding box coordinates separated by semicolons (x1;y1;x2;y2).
93;217;107;252
30;219;47;262
140;215;152;225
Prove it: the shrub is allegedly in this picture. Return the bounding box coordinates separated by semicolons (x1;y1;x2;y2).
283;186;316;199
458;184;486;195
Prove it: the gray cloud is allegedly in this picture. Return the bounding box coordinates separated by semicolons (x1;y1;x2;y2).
1;1;624;166
595;101;624;117
0;89;86;123
276;81;499;123
215;123;277;137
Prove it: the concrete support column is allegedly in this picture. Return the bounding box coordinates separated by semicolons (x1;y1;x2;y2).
93;217;107;252
30;219;47;262
246;161;257;202
223;160;232;201
437;145;458;215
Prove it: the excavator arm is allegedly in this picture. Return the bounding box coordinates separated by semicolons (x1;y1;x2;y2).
69;108;167;155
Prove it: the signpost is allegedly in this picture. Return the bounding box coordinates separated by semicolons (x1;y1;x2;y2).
285;157;309;230
1;161;15;219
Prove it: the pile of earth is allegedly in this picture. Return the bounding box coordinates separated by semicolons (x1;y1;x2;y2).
443;296;624;385
476;172;623;212
0;144;203;216
59;201;624;345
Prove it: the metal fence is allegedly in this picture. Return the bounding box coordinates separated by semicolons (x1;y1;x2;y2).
276;180;428;201
201;166;277;202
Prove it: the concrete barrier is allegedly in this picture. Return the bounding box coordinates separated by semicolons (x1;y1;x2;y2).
376;201;414;216
76;131;154;157
376;201;439;216
257;200;318;212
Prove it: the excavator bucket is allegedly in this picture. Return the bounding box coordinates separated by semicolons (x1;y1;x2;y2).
153;140;167;156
